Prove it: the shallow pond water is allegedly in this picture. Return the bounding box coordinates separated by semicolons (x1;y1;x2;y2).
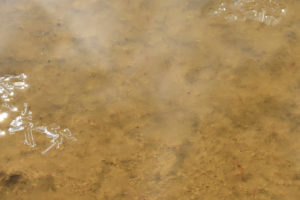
0;0;300;199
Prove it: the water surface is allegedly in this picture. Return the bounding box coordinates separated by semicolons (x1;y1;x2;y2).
0;0;299;199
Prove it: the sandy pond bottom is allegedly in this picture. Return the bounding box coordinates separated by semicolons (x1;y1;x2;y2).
0;0;300;199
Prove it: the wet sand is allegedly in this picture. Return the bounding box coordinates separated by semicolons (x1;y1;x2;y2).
0;0;300;199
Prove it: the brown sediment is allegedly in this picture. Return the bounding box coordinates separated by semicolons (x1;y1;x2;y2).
0;0;299;200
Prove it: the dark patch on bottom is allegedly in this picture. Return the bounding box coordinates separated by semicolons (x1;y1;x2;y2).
3;174;22;187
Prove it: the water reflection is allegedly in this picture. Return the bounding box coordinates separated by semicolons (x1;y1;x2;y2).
0;74;76;153
0;130;5;136
210;0;287;25
0;112;8;122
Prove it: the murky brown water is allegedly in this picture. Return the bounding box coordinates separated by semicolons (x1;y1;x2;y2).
0;0;300;199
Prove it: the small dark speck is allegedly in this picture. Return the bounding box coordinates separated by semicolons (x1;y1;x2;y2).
291;62;296;67
48;60;51;63
287;31;297;40
56;23;61;27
